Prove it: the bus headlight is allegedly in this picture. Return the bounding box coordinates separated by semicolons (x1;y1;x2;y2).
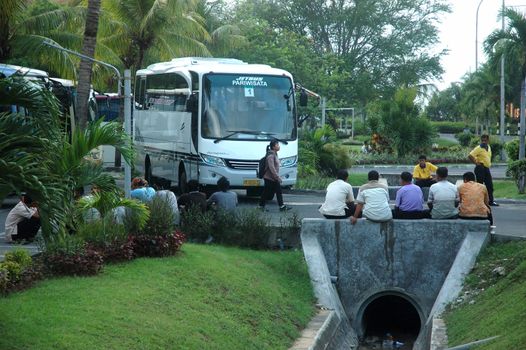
200;153;226;167
280;156;297;167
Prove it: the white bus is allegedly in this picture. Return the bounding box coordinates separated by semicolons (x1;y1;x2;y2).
133;57;300;195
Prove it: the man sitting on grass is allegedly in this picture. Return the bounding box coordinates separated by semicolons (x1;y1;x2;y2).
392;172;429;219
350;170;392;224
178;180;207;213
207;177;238;212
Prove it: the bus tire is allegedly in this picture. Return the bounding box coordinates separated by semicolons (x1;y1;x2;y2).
145;156;153;184
246;187;264;197
178;168;188;195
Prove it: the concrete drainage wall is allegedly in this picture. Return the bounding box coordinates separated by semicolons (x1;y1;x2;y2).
301;219;489;350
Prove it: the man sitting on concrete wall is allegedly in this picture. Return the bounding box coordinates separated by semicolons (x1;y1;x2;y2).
458;171;493;225
350;170;392;224
319;169;356;219
427;167;459;219
392;172;430;219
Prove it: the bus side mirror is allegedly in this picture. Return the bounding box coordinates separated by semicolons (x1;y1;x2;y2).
187;93;198;113
299;89;308;106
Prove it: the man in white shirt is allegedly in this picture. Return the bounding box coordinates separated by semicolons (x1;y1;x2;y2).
428;167;459;219
4;193;40;242
351;170;392;224
319;169;355;219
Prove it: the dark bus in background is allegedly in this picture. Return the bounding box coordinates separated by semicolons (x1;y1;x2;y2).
94;93;123;122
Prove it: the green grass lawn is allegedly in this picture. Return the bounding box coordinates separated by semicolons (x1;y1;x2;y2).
433;138;459;147
0;244;315;350
493;180;526;200
445;241;526;349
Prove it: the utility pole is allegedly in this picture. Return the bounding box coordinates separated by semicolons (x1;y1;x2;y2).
124;70;132;198
475;0;484;135
500;0;506;160
520;77;526;160
321;97;326;127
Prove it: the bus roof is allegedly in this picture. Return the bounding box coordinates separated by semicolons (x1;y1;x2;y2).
136;57;292;78
0;64;49;79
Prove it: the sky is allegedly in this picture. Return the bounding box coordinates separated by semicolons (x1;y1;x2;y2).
435;0;526;90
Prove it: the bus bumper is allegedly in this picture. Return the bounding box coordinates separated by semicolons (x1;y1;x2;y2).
199;165;297;188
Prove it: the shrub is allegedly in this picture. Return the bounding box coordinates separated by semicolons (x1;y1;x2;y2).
141;196;176;236
277;212;301;249
43;246;103;276
133;231;186;257
431;121;469;134
0;266;9;294
0;261;23;283
507;159;526;194
377;88;434;157
455;132;473;147
77;217;127;247
88;236;136;263
4;249;32;269
319;143;352;176
43;234;103;276
180;207;215;242
233;209;272;249
505;139;526;161
206;208;271;249
211;209;240;244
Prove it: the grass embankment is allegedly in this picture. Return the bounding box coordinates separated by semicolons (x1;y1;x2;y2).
0;244;315;350
445;241;526;349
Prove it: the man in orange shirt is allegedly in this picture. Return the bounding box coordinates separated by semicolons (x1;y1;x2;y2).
458;171;493;225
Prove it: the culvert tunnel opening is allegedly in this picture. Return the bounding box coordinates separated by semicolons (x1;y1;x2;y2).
360;295;421;349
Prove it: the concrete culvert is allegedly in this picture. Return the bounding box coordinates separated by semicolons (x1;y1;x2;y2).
360;294;421;348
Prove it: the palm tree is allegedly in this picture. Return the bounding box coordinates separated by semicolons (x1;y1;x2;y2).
0;77;135;241
101;0;211;72
77;0;102;129
0;0;86;78
459;66;500;133
195;0;246;56
485;7;526;159
485;8;526;105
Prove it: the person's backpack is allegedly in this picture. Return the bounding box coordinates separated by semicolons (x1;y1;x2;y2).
257;155;267;179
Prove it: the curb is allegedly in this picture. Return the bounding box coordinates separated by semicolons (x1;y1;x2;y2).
289;309;340;350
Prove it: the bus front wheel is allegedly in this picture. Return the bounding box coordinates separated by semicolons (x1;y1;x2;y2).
178;169;188;195
145;157;152;184
246;187;264;197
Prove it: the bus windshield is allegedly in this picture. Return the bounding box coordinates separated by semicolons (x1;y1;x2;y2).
201;74;296;141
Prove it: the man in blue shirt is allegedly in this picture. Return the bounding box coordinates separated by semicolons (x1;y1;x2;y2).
393;172;429;219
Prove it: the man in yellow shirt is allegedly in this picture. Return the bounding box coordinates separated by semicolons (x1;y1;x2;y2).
413;155;438;188
468;134;498;206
